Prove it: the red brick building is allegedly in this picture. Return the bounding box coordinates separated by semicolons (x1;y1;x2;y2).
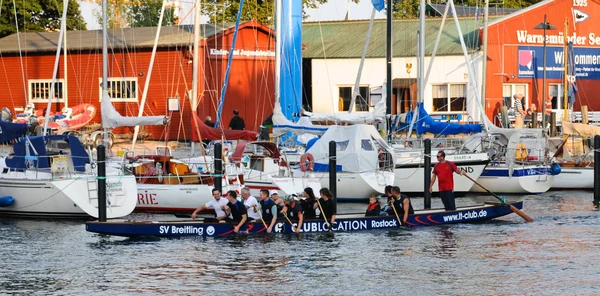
484;0;600;121
0;20;275;140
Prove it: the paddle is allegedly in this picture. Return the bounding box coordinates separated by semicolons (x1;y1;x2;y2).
282;212;296;233
316;198;333;232
391;201;404;227
253;205;268;229
463;174;534;223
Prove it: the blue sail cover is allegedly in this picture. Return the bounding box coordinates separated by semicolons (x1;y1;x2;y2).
0;120;27;143
279;0;302;120
5;135;89;172
406;103;482;135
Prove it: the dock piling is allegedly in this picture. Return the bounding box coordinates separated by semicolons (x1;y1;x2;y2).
97;144;107;222
329;141;337;212
424;139;432;209
214;143;222;193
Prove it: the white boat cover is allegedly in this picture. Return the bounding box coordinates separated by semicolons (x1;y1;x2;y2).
303;92;386;124
272;104;328;136
483;116;544;145
306;124;393;173
101;90;167;129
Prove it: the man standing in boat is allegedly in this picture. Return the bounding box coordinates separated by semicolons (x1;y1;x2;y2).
191;188;229;222
228;109;246;130
429;150;466;211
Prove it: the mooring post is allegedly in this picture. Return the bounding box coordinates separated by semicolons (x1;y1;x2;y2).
550;112;557;137
97;144;107;222
329;141;337;212
594;135;600;208
214;143;222;194
532;111;538;128
424;139;432;209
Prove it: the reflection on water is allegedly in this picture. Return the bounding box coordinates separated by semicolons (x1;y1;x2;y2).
1;191;600;294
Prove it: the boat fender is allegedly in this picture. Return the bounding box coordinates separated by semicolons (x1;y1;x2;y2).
550;162;561;175
0;196;14;207
300;153;315;172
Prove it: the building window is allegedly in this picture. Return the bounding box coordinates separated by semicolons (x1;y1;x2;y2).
338;86;370;111
502;84;528;108
548;84;564;110
29;79;64;103
99;77;138;102
431;83;466;112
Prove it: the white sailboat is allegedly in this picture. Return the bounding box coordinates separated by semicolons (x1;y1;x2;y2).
0;0;156;219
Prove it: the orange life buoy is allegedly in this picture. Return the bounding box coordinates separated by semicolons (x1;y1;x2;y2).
300;153;315;172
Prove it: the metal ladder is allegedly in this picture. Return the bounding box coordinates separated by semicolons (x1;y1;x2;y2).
87;177;99;207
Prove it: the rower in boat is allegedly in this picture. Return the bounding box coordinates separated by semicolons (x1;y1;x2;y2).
191;188;229;222
223;191;247;233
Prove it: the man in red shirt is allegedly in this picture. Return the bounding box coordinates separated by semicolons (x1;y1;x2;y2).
429;150;465;211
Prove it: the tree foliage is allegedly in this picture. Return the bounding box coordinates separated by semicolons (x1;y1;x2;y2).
202;0;334;25
94;0;178;29
0;0;86;38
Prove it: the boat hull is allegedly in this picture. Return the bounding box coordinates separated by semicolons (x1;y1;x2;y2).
0;169;137;219
86;201;523;237
471;165;554;194
551;166;594;190
135;183;215;213
290;171;395;201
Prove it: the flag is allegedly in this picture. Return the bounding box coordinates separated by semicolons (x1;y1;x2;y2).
371;0;384;12
567;42;578;105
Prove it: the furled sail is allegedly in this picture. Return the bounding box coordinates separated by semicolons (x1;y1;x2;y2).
101;90;167;129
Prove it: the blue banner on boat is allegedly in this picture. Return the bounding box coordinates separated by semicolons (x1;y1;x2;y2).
403;103;482;135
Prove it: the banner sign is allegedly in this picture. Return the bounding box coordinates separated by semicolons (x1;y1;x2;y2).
518;45;600;79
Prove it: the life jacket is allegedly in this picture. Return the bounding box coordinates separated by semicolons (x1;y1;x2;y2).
260;198;276;222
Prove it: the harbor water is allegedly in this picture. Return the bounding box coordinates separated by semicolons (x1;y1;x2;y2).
1;190;599;295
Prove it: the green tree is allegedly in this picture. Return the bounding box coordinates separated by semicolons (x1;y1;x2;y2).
129;0;178;27
202;0;337;25
0;0;86;38
394;0;542;19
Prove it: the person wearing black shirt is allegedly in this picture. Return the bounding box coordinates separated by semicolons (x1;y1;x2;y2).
391;186;414;225
223;191;247;233
300;187;317;219
204;116;215;127
228;109;246;130
281;196;304;233
316;188;336;226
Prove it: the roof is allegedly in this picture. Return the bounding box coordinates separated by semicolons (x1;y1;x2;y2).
0;22;267;53
302;17;499;59
427;3;521;17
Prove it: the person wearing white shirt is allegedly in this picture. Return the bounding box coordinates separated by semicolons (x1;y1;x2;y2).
191;188;229;223
240;187;260;221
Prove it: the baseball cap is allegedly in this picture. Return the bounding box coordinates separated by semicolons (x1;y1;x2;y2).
269;190;279;196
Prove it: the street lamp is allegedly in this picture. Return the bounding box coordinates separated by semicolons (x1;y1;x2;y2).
535;15;556;129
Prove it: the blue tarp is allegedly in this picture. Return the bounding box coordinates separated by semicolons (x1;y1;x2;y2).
0;120;27;143
5;135;89;172
401;103;482;135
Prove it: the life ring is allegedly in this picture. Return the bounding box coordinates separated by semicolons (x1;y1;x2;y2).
515;143;528;161
300;153;315;172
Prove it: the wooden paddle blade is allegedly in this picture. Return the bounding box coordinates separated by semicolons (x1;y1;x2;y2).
509;204;534;223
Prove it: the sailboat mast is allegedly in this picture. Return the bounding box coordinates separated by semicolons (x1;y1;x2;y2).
275;0;282;105
63;24;68;108
418;0;425;107
480;0;489;113
102;0;109;144
385;0;392;141
563;17;569;125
